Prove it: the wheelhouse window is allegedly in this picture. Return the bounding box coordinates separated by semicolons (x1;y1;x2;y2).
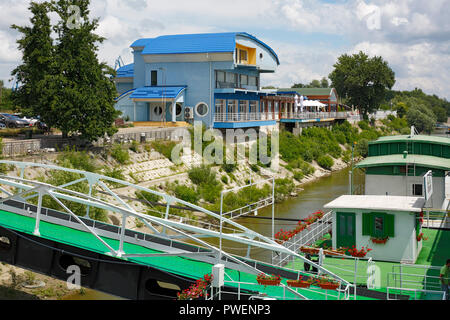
412;184;423;196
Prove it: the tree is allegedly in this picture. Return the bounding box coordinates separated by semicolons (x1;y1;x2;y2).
308;79;321;88
11;0;119;141
320;77;329;88
47;0;119;140
329;51;396;118
0;80;3;105
10;1;54;118
406;104;437;134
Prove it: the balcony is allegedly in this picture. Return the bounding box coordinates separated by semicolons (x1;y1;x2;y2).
280;112;350;120
214;112;279;122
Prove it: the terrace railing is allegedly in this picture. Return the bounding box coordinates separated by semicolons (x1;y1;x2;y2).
273;210;333;267
280;112;350;120
214;112;279;122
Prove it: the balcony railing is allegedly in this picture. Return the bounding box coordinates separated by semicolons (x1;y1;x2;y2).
214;112;279;122
214;112;350;122
281;112;350;120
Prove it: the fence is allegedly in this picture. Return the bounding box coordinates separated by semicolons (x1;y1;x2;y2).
273;211;333;267
1;127;181;157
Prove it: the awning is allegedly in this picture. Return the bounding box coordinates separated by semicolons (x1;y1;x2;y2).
130;86;187;101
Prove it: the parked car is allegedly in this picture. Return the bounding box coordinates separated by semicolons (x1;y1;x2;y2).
21;116;39;126
0;113;29;128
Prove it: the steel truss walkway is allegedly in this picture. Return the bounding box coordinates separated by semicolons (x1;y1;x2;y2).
0;160;357;300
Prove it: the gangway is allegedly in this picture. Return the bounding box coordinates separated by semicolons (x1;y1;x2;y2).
0;160;353;300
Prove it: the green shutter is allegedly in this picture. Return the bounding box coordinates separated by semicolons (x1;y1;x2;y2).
362;213;372;236
385;213;395;237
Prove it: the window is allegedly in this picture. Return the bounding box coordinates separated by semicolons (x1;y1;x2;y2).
195;102;208;117
151;71;157;86
248;76;257;86
153;105;162;116
216;71;225;82
412;184;423;196
239;49;248;63
170;103;182;117
362;212;395;238
240;74;248;86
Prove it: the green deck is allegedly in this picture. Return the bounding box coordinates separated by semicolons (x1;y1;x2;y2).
0;209;372;300
285;228;449;300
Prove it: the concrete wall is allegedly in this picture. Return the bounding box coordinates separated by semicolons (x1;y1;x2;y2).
332;209;420;263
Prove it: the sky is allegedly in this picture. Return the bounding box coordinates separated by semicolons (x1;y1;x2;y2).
0;0;449;100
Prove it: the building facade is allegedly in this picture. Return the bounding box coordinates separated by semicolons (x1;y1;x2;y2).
113;32;281;130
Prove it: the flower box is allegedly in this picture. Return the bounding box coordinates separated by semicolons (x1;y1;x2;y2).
318;282;340;290
300;247;319;255
257;279;281;286
256;273;281;286
287;280;311;288
371;237;389;244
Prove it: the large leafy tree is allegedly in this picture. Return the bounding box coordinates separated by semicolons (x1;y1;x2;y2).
406;104;437;134
329;51;396;118
11;0;119;141
11;1;54;118
48;0;119;140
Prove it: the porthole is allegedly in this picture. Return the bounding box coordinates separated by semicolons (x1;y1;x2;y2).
0;236;11;251
59;254;92;276
195;102;209;117
170;103;183;117
153;106;163;116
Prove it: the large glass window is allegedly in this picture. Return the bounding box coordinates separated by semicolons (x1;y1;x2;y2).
216;71;225;82
240;74;248;86
248;76;257;86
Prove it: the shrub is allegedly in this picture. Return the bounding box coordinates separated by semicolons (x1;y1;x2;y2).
151;140;178;160
57;146;98;172
136;190;162;204
173;185;199;204
110;144;130;164
355;139;369;157
317;155;334;170
188;165;217;186
221;175;229;184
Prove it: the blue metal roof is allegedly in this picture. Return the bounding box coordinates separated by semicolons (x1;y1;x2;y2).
129;86;187;100
116;64;134;78
131;32;280;65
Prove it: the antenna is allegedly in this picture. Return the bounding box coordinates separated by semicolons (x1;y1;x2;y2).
114;56;124;71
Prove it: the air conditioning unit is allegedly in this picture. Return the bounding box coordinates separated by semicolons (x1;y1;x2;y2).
184;107;193;119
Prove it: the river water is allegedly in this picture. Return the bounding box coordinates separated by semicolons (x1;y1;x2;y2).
62;165;364;300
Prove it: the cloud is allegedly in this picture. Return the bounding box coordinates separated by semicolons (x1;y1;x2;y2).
0;0;449;100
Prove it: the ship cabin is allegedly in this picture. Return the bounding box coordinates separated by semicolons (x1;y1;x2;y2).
355;134;450;211
324;195;426;263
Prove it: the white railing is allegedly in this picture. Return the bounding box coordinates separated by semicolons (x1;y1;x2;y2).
388;264;444;293
422;209;449;229
280;112;350;120
214;112;279;122
273;211;333;267
387;287;446;300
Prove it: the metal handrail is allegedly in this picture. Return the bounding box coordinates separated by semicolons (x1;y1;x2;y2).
387;287;446;300
0;160;351;288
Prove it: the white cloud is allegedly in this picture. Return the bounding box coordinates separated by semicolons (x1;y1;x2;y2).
0;0;449;100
